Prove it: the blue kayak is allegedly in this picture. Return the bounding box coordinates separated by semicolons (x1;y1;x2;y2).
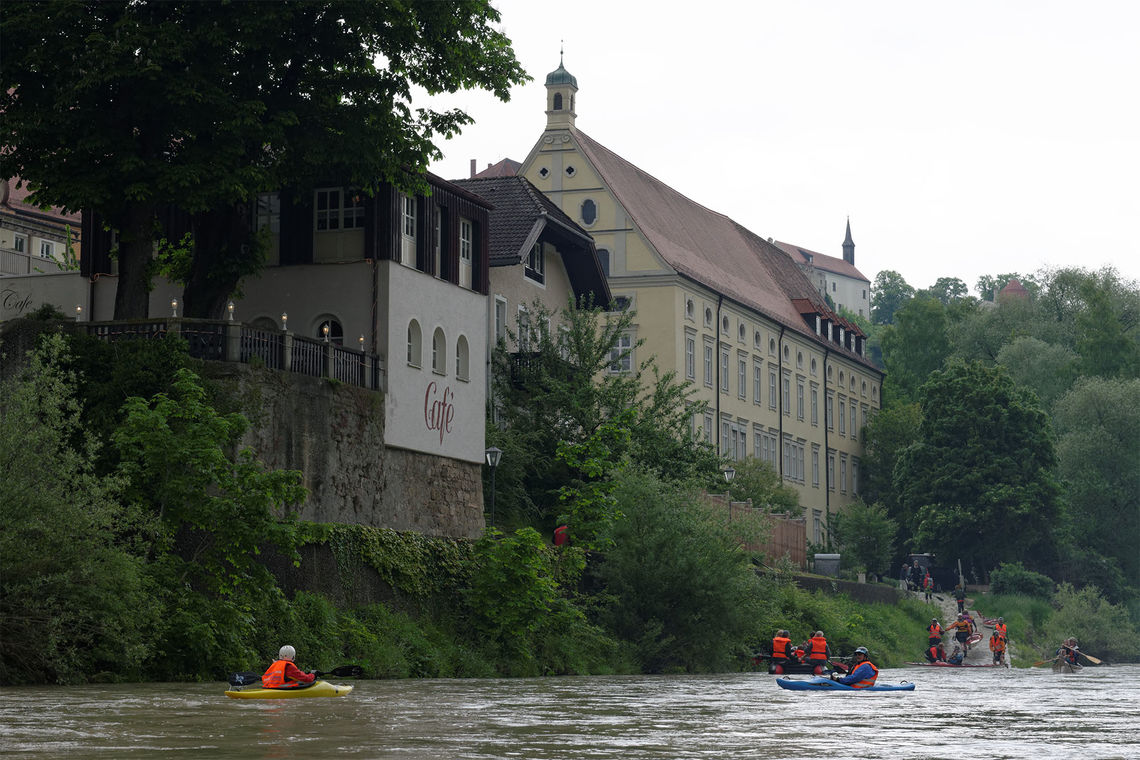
777;676;915;692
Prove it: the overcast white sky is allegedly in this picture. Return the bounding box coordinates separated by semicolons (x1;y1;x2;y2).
426;0;1140;296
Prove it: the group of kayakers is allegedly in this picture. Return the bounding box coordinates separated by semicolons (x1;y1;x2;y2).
923;611;1006;664
769;630;880;687
770;629;832;666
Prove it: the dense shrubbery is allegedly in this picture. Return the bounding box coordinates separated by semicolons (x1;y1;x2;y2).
989;562;1055;598
974;584;1140;664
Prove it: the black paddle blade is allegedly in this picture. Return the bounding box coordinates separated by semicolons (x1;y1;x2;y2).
228;671;262;687
314;665;364;678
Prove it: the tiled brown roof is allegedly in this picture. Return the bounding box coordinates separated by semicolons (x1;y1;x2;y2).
1;177;81;222
771;239;868;282
450;175;610;306
472;158;522;178
568;127;872;365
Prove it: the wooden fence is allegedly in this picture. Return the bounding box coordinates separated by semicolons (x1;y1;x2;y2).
705;492;808;569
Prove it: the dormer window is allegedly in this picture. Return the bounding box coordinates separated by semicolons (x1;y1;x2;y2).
525;242;545;284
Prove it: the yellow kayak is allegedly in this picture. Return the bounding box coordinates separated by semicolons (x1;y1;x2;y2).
225;680;354;699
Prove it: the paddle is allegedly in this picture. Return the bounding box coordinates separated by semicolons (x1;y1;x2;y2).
1075;650;1102;665
227;664;364;686
1031;655;1061;667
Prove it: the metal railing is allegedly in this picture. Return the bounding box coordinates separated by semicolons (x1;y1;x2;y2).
82;317;384;391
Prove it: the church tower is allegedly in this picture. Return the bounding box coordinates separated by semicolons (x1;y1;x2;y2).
842;218;855;264
545;50;577;129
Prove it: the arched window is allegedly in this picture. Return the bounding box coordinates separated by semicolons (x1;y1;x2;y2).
553;92;563;110
432;327;446;374
316;316;344;345
580;199;596;226
407;320;422;367
456;336;470;381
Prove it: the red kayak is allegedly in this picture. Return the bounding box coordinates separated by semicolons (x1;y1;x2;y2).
966;632;983;646
905;661;998;668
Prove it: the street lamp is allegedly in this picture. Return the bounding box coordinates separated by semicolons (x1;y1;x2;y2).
170;298;179;318
485;446;503;527
723;465;736;484
227;301;235;321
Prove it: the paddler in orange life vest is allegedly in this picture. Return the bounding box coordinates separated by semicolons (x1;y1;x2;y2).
927;618;943;646
995;617;1008;640
771;630;793;664
947;613;972;652
831;646;879;687
262;645;316;689
989;629;1007;665
804;630;831;664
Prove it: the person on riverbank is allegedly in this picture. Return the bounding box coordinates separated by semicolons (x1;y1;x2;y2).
947;614;972;652
989;629;1007;666
946;645;964;665
953;584;967;613
923;572;934;602
925;640;947;663
899;563;910;591
995;617;1007;640
909;560;922;591
262;645;315;689
926;618;943;646
831;647;879;687
805;631;831;665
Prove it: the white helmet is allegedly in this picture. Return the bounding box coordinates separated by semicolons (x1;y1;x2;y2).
279;645;296;661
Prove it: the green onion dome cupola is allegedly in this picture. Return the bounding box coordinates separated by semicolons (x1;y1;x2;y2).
545;52;578;128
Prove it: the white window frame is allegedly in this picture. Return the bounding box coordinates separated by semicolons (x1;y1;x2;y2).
525;242;545;284
494;296;508;343
704;342;714;387
609;333;633;374
12;233;27;253
686;336;696;380
38;240;56;259
737;357;747;399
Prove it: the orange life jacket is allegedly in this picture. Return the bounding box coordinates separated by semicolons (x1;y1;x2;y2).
262;659;304;688
995;622;1007;637
927;623;942;639
807;635;829;661
772;636;792;658
989;636;1006;653
847;660;879;688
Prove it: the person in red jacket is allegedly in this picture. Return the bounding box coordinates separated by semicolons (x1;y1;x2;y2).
262;645;316;689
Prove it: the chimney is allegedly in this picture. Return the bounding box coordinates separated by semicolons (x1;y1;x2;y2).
470;159;476;178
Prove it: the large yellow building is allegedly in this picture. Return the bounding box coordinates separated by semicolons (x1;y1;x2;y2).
517;60;883;543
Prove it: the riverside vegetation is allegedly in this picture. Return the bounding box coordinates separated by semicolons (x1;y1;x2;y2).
3;276;1138;684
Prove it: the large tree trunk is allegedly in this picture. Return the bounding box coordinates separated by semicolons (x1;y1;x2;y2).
182;203;258;319
113;202;158;320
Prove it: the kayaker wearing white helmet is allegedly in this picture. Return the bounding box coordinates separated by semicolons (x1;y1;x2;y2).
262;645;316;689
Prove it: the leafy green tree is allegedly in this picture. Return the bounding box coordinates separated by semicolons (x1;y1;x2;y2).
555;414;631;551
870;270;914;325
725;456;800;515
859;402;921;530
489;298;718;529
0;335;154;684
995;337;1078;411
1053;377;1140;587
919;277;970;305
114;368;307;592
879;296;952;404
976;273;1039;301
833;500;897;578
1075;281;1140;378
1;0;527;318
895;361;1064;575
597;468;761;673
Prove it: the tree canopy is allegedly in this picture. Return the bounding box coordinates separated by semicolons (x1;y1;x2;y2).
1;0;527;318
894;361;1063;577
870;270;914;325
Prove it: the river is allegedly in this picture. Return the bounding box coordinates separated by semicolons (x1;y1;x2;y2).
2;665;1137;759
